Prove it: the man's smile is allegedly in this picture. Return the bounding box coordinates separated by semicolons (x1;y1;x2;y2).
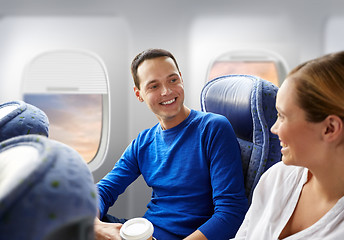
160;98;176;105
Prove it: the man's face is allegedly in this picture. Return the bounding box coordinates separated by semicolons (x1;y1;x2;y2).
134;56;186;125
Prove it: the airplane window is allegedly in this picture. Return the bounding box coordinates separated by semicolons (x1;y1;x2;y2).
207;61;279;86
22;49;109;166
206;50;288;86
23;94;102;163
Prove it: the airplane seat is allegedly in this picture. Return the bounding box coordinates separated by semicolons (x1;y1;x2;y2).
0;135;98;240
0;100;49;142
200;74;281;203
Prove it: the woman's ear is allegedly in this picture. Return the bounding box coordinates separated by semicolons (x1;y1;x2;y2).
133;86;144;102
323;115;343;142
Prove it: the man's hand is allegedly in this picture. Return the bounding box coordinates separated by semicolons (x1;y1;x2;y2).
184;230;208;240
94;217;123;240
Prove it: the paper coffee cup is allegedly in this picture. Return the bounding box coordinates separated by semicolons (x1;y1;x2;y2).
120;217;154;240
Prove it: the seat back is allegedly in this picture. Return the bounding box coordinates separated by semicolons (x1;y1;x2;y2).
0;135;97;240
201;74;281;203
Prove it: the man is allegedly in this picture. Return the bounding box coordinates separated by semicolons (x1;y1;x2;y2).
94;49;248;240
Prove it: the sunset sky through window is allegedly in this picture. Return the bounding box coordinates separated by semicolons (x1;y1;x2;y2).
24;94;102;163
207;61;279;86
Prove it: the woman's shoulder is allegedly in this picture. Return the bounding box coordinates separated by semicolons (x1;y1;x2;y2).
256;161;308;197
259;162;306;188
251;162;307;206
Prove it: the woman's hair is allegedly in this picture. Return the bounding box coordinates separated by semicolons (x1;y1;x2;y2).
131;48;180;89
288;51;344;122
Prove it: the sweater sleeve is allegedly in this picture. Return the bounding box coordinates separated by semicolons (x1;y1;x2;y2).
96;140;141;219
198;115;248;239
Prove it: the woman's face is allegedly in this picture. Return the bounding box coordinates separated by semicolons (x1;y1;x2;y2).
271;78;324;167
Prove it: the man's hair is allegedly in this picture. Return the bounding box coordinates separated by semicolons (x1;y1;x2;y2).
131;48;180;89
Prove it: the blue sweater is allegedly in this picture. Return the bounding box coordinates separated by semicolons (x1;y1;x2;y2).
97;110;248;239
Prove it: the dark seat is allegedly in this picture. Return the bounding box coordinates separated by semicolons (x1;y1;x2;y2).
0;101;97;239
201;74;281;203
0;135;97;240
0;100;49;142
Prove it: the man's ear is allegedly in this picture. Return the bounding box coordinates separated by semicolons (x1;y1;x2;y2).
323;115;343;142
133;86;144;102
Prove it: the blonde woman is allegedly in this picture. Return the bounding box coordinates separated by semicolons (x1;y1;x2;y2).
234;51;344;240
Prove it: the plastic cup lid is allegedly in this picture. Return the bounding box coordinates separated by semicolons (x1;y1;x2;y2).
120;218;154;240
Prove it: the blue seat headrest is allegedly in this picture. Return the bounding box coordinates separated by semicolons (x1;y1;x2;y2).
201;75;254;142
0;101;49;142
0;135;97;240
201;74;281;202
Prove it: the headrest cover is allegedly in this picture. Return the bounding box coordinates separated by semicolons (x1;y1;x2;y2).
0;135;97;240
201;75;254;141
0;101;49;142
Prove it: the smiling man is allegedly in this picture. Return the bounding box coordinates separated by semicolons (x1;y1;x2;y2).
94;49;248;240
133;54;189;130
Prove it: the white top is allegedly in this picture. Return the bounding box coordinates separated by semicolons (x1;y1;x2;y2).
233;162;344;240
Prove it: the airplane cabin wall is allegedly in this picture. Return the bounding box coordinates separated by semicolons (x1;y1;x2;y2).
0;0;343;219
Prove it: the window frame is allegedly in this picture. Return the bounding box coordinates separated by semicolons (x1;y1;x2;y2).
21;49;110;171
206;49;289;86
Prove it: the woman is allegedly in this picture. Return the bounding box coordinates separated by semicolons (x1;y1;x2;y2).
234;51;344;239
